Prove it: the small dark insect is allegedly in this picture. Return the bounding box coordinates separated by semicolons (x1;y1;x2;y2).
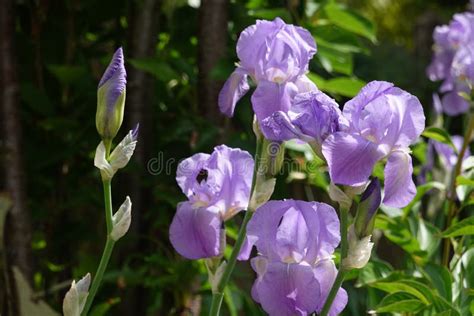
196;169;208;183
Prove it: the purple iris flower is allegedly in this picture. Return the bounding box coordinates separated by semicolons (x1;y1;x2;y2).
427;12;474;115
218;18;318;135
433;136;471;168
244;200;347;316
260;90;345;157
169;145;254;259
322;81;425;208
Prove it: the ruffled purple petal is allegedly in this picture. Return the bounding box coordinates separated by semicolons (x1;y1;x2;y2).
314;259;348;316
247;200;340;263
251;259;321;316
169;202;222;259
383;150;416;208
251;80;298;122
218;67;250;117
322;132;385;186
260;111;306;142
176;153;211;198
206;145;254;217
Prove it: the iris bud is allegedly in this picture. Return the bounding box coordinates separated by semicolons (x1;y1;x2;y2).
63;273;91;316
354;178;381;238
96;47;127;143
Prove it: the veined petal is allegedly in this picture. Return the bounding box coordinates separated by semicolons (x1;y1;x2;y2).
260;111;307;142
314;259;348;316
251;80;298;122
322;133;385;186
218;67;250;117
383;149;416;208
176;153;211;198
169;202;222;259
251;260;321;316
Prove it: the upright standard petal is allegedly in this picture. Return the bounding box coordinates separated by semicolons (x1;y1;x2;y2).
342;81;394;126
206;145;254;217
251;80;298;123
169;202;222;259
314;259;348;316
322;133;385;186
246;200;340;263
218;68;250;117
383;149;416;208
251;259;321;316
176;153;211;199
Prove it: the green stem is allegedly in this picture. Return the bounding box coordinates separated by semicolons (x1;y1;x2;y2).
209;135;264;316
319;206;349;316
81;180;116;316
442;112;474;267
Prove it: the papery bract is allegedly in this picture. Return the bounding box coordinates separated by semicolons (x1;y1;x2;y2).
244;200;347;316
322;81;425;208
169;145;254;259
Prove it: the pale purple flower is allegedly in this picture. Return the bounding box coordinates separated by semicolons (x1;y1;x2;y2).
433;135;471;168
244;200;347;316
322;81;425;208
218;18;318;134
427;12;474;115
261;90;344;156
169;145;254;259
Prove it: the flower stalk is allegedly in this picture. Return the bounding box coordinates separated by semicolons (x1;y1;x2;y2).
442;109;474;267
81;173;116;316
209;133;265;316
319;204;350;316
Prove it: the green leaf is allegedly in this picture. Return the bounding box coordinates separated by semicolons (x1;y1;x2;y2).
422;127;457;152
356;259;393;287
89;298;121;316
375;293;426;313
317;44;353;75
456;175;474;186
403;181;445;214
422;263;453;301
323;77;366;97
129;58;179;82
441;216;474;238
369;279;435;304
324;3;376;42
248;8;291;20
314;25;367;54
47;65;87;85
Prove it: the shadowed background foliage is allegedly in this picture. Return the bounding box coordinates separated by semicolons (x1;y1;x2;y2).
0;0;471;315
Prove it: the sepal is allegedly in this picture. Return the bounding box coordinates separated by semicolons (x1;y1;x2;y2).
63;273;91;316
110;196;132;241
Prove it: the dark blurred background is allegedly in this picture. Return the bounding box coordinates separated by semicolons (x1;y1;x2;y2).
0;0;470;315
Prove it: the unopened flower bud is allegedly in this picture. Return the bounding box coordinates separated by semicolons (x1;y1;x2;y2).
96;47;127;142
110;196;132;241
94;125;138;180
63;273;91;316
354;178;381;238
343;225;374;269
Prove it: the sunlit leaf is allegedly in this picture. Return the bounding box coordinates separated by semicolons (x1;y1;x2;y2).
324;3;376;42
441;217;474;238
